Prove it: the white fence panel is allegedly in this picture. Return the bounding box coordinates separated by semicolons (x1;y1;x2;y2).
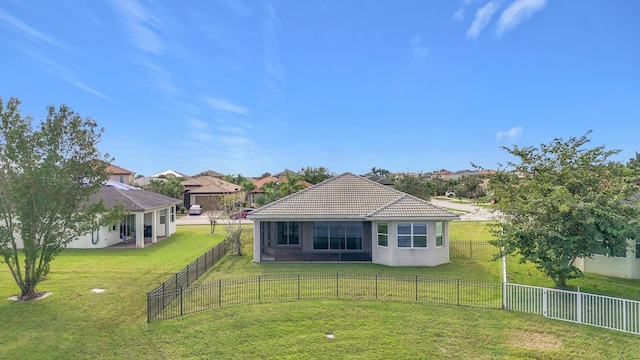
505;283;640;335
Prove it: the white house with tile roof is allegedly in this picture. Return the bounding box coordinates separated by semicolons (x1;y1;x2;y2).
248;173;460;266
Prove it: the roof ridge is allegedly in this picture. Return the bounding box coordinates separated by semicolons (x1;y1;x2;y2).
368;193;407;216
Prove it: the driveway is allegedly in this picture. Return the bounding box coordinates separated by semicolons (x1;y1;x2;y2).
429;198;499;221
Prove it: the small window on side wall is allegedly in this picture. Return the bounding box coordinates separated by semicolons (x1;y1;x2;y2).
436;222;444;247
377;223;388;247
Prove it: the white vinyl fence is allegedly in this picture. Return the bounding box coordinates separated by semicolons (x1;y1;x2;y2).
505;283;640;335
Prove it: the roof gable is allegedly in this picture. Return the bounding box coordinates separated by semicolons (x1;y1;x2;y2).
249;173;458;219
91;183;181;211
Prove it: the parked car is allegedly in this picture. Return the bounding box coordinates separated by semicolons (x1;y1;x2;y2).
230;208;254;219
445;190;456;197
189;204;203;215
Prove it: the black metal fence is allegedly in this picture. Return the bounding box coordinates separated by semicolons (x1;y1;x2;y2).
147;273;503;322
147;242;227;322
450;240;499;259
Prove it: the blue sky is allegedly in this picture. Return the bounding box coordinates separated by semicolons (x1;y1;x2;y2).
1;0;639;177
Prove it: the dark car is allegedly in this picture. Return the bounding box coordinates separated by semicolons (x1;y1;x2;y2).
230;208;254;219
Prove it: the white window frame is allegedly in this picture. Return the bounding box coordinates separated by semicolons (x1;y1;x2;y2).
377;222;388;247
397;223;427;248
435;222;444;247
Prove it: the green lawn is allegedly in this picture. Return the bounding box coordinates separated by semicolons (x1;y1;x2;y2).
1;222;639;359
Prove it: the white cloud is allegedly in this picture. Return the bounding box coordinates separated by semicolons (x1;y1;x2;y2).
497;0;546;35
410;35;429;59
453;8;464;22
204;97;248;115
217;0;251;16
466;1;501;38
0;9;63;47
496;126;523;142
188;118;209;130
110;0;164;54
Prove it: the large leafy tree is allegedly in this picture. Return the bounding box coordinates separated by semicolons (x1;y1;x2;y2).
143;178;184;199
0;97;123;300
300;166;332;184
489;132;640;288
393;173;435;200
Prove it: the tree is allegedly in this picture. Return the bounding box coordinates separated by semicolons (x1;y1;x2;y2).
278;170;307;197
628;151;640;171
143;178;184;199
370;167;391;178
222;195;245;256
241;180;256;206
201;197;224;234
489;132;640;288
300;166;332;184
0;97;124;300
393;173;435;200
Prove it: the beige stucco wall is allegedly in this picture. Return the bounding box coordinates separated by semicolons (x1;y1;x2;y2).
576;239;640;279
371;221;449;267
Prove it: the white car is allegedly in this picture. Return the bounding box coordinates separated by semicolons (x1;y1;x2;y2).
189;205;203;215
445;190;456;197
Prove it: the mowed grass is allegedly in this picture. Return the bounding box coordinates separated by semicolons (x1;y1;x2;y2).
0;222;639;359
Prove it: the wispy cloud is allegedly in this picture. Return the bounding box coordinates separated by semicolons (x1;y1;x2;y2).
0;9;63;47
410;35;429;59
467;1;501;38
204;97;248;115
453;8;465;22
188;118;209;130
217;0;251;16
496;126;523;142
109;0;164;54
497;0;546;35
23;49;109;99
260;1;287;100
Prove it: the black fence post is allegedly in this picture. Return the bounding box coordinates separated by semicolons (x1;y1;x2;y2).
175;273;178;291
218;279;222;307
457;279;461;306
258;275;261;302
147;292;151;323
415;274;419;301
196;258;199;279
375;273;378;299
297;273;301;300
336;272;339;298
179;285;184;316
470;240;473;259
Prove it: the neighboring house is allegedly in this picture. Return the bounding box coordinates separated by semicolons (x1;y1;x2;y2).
13;181;181;249
181;175;242;208
366;175;394;186
106;164;135;184
248;173;460;266
575;240;640;279
192;169;225;178
151;169;188;178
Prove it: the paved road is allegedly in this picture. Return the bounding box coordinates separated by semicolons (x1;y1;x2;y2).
429;198;499;221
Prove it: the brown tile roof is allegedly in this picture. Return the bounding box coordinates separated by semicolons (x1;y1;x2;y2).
106;164;134;175
248;173;459;220
182;176;240;194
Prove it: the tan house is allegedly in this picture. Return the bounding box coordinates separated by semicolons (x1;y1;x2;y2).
248;173;460;266
106;164;135;184
181;176;242;208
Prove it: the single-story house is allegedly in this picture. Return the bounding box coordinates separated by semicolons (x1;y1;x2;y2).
181;175;242;209
248;173;460;266
73;181;182;248
575;240;640;279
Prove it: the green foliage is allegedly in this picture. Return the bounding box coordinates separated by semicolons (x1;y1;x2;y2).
0;97;122;299
369;166;391;178
489;132;640;288
393;173;435;200
300;166;333;184
143;177;184;199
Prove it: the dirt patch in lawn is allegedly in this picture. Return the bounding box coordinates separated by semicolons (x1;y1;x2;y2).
509;330;562;351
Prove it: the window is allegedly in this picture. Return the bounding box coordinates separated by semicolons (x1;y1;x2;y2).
435;222;444;247
109;224;116;232
160;215;166;224
398;223;427;248
277;222;300;245
377;223;388;247
119;175;124;183
636;240;640;259
170;207;175;222
313;222;363;250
